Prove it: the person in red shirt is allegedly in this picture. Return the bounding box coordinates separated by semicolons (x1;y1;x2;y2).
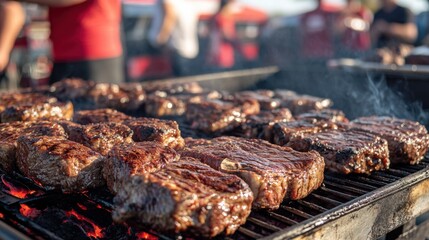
299;0;337;60
9;0;123;84
207;0;238;69
335;0;372;57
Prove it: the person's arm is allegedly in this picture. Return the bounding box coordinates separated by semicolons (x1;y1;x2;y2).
9;0;86;7
156;0;176;45
384;22;417;44
0;2;25;72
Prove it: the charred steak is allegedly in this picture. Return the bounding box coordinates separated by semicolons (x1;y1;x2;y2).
112;157;253;237
296;109;349;123
0;121;67;172
274;90;332;115
59;121;134;156
1;101;74;123
287;129;390;174
73;108;131;125
231;108;294;141
123;117;185;149
16;136;105;192
350;116;429;165
103;142;179;194
272;119;344;146
181;136;325;209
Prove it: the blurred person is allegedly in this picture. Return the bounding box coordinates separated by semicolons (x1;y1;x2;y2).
148;0;199;76
0;1;25;82
415;0;429;46
207;0;239;69
299;0;338;60
10;0;123;84
370;0;417;48
335;0;372;57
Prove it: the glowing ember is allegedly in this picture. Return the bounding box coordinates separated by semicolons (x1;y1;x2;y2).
0;213;4;218
77;203;88;211
136;231;158;240
1;175;35;199
19;204;41;218
66;209;104;238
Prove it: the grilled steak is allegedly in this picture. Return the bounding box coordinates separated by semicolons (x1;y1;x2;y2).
223;90;281;110
0;121;67;172
49;78;94;101
231;108;293;141
117;83;146;111
0;101;74;123
123;117;185;149
112;157;253;237
186;99;260;134
274;90;332;115
296;109;349;123
59;121;134;156
73;108;131;124
144;82;204;94
272;120;345;146
287;129;390;174
181;136;325;209
16;136;105;192
144;94;188;117
350;116;429;165
103;142;179;194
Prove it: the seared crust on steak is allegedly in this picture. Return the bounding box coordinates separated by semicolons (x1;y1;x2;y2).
16;136;105;192
272;120;345;146
1;101;74;123
181;136;324;209
350;116;429;165
59;121;134;155
123;117;185;149
103;142;180;194
287;130;390;174
73;108;131;124
112;157;253;237
274;90;332;115
49;78;94;101
296;109;349;123
0;121;67;172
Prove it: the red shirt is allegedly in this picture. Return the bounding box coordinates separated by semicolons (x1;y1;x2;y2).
300;8;336;59
49;0;122;62
341;8;371;51
208;14;236;68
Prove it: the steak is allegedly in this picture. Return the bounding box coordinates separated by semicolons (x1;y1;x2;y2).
49;78;94;101
0;121;67;172
59;121;134;156
144;94;188;117
123;117;185;149
231;108;294;141
287;129;390;174
186;99;259;134
223;90;281;110
296;109;349;123
272;119;345;146
73;108;131;125
112;157;253;237
0;101;74;123
350;116;429;165
181;136;325;209
16;136;105;192
274;90;333;115
103;142;179;194
144;82;203;94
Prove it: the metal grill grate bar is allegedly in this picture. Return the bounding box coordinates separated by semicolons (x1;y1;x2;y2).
268;211;299;225
323;181;368;195
324;175;378;191
246;217;283;232
280;206;314;219
319;186;356;201
296;200;328;213
237;227;263;239
310;193;344;206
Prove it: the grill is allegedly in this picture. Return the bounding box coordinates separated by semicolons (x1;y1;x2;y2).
1;67;429;239
0;122;428;240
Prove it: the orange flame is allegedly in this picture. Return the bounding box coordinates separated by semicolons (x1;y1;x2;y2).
1;175;35;199
136;231;158;240
66;209;104;238
19;204;41;218
0;213;4;218
77;203;88;211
